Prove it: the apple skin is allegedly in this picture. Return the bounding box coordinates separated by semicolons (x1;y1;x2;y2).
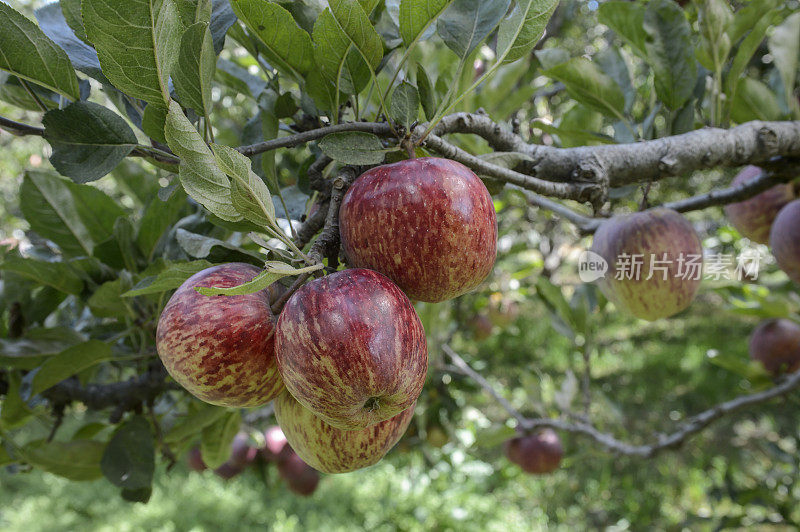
749;318;800;376
590;208;703;321
262;425;290;462
275;268;427;430
339;157;497;303
274;391;415;474
504;429;563;475
770;199;800;284
277;450;320;496
156;263;284;408
724;166;795;244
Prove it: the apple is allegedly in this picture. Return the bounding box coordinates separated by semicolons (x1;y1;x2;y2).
770;199;800;284
229;432;259;468
262;425;290;462
504;429;563;474
187;446;206;472
724;166;795;244
274;391;415;474
156;263;284;408
277;450;320;496
339;157;497;303
213;462;243;480
590;208;703;321
275;268;427;430
749;318;800;376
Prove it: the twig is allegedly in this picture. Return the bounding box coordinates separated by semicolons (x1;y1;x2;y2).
0;116;45;136
442;345;800;458
270;272;312;314
238;122;395;157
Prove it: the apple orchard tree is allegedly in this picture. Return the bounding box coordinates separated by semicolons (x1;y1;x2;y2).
0;0;799;505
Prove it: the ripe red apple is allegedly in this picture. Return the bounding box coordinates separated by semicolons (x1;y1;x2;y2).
274;391;415;474
339;157;497;303
749;318;800;376
504;429;563;474
156;263;284;408
724;166;795;244
277;450;320;496
187;446;206;472
590;208;703;321
229;432;259;467
262;425;290;462
275;268;427;430
770;199;800;284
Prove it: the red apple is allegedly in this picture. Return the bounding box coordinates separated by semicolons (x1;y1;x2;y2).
229;432;259;467
770;199;800;284
339;157;497;303
274;391;415;474
749;318;800;376
504;429;563;474
213;461;243;480
724;166;795;244
277;450;320;496
156;263;284;407
187;446;206;472
590;208;703;321
275;268;427;430
262;425;290;462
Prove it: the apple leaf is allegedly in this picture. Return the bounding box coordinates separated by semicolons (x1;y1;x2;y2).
82;0;181;105
195;261;324;296
164;101;242;222
173;22;216;117
767;12;800;112
211;144;276;230
724;6;780;104
176;0;212;26
101;416;155;490
141;104;169;145
61;0;90;43
318;131;386;165
437;0;511;59
165;404;230;445
26;340;113;397
496;0;558;65
229;0;314;79
0;257;84;295
123;260;214;297
42;102;138;183
416;64;437;120
201;410;241;469
597;1;647;57
0;2;80;101
642;0;696;111
544;58;625;119
399;0;454;47
731;78;782;123
19;440;105;481
390;81;420;128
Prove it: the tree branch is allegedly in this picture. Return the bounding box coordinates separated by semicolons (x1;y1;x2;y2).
442;345;800;458
237;122;394;157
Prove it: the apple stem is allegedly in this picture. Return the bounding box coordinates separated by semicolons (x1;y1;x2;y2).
402;139;416;159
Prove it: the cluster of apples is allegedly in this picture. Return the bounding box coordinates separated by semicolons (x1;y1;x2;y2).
187;426;320;496
157;158;499;474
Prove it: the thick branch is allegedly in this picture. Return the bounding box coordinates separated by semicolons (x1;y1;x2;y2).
443;345;800;458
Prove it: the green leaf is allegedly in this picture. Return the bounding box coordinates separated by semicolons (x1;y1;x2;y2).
0;373;33;430
123;260;213;297
211;144;275;229
201;410;241;469
471;424;516;449
496;0;558;64
598;1;647;57
416;64;437;120
0;257;84;295
35;3;107;84
390;81;420;128
730;78;782;123
61;0;90;43
175;229;264;263
20;439;105;481
164;101;241;222
136;188;189;260
29;340;113;397
0;446;14;466
595;46;634;114
318;131;386;165
82;0;181;104
177;0;212;26
544;57;625;119
88;278;133;318
305;68;339;114
328;0;384;70
725;7;781;101
642;0;697;111
164;404;229;444
173;22;216;116
0;328;86;370
0;2;80;100
141;104;169;145
230;0;314;79
399;0;454;47
767;12;800;112
101;416;155;490
19;171;125;257
196;261;324;296
42;102;138;183
437;0;511;58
